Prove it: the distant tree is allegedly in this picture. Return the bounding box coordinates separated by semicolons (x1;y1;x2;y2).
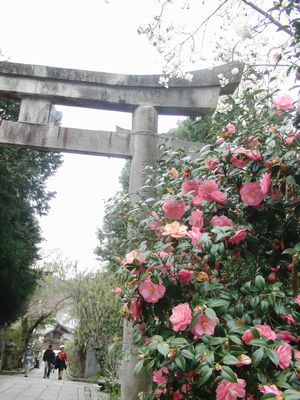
0;99;63;325
66;271;123;378
17;268;70;365
95;162;130;271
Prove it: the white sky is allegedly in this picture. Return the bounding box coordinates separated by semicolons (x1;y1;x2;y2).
0;0;185;271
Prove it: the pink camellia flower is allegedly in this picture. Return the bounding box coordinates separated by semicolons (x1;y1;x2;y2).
260;172;271;194
150;220;164;237
268;272;277;282
152;367;169;385
205;158;220;171
285;135;295;144
230;154;249;169
188;227;202;248
296;294;300;306
172;390;182;400
236;354;252;368
162;222;188;238
281;313;295;325
198;180;227;204
259;384;284;399
243;324;276;344
182;181;199;196
275;344;292;369
273;93;294;111
198;180;219;201
122;250;146;265
276;330;299;343
211;215;234;227
139;277;166;303
216;379;246;400
244;149;262;161
189;209;204;229
130;297;143;321
216;137;225;145
247;395;256;400
163;198;186;220
170;303;192;332
211;190;228;204
242;329;254;345
294;349;300;361
190;194;203;207
178;269;192;283
256;324;277;341
228;228;247;245
240;182;265;206
114;287;123;296
225;123;237;136
191;314;219;339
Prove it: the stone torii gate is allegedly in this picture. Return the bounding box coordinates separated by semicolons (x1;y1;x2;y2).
0;61;243;399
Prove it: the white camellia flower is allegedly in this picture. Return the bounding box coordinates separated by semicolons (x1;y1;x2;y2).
184;73;193;81
158;76;170;88
231;67;239;76
234;20;252;39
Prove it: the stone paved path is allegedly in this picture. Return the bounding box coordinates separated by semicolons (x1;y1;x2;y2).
0;371;107;400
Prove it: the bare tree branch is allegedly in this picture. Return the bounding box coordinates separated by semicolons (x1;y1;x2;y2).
241;0;293;36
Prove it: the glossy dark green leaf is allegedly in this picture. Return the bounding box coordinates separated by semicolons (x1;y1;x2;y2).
221;366;237;382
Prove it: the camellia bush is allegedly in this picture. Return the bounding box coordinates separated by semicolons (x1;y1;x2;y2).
115;90;300;400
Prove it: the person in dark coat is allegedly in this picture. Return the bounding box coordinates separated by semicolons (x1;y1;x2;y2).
55;345;67;380
43;344;56;378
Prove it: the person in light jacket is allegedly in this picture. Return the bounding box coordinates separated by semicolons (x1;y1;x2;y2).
23;344;34;377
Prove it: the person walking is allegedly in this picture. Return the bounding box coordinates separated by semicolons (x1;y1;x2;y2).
43;344;56;378
55;345;67;380
23;344;34;377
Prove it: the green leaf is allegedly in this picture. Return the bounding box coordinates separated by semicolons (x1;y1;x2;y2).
214;324;226;337
249;338;267;347
252;348;264;367
205;307;216;321
255;275;265;290
284;389;300;400
222;354;239;365
175;354;186;370
210;337;225;346
282;248;297;255
266;348;279;366
157;343;170;357
181;349;195;361
168;337;188;346
209;299;230;308
228;335;242;345
197;366;213;387
221;366;237;382
261;394;276;400
134;360;144;375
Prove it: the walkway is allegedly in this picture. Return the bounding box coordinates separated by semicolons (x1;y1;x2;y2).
0;367;106;400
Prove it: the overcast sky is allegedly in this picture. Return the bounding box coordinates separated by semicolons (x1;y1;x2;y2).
0;0;186;271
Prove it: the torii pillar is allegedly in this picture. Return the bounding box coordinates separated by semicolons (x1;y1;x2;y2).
0;61;243;397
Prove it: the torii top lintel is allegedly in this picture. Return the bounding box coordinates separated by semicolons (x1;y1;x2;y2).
0;61;243;116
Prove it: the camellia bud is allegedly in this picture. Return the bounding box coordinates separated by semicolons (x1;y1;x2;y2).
194;305;204;313
287;263;294;272
196;271;209;282
168;348;177;359
215;363;222;371
183;168;192;179
223;340;230;350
